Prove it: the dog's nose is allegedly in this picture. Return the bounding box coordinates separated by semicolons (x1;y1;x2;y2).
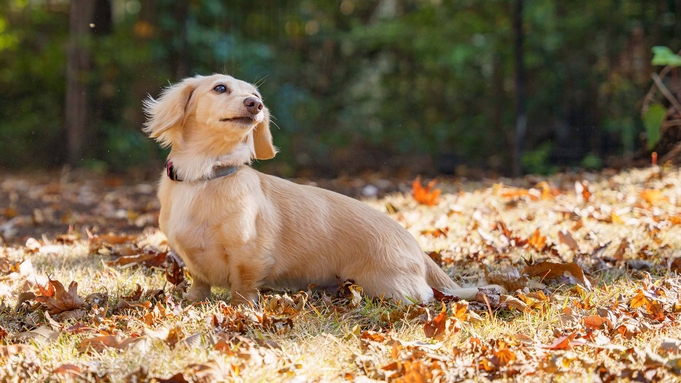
244;97;263;115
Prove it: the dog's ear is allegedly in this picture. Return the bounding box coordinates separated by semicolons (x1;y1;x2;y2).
252;108;277;160
143;76;200;147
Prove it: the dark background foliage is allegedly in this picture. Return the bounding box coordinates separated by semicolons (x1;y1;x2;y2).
0;0;679;177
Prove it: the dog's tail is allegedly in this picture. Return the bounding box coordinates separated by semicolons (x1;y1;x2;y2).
423;253;506;300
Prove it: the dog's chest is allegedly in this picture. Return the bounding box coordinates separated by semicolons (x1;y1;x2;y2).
161;181;260;284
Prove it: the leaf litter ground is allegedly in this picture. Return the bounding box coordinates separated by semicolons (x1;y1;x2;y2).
2;167;681;381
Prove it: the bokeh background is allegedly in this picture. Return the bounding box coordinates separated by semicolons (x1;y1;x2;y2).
0;0;680;178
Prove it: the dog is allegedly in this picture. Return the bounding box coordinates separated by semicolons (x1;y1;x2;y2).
144;74;501;305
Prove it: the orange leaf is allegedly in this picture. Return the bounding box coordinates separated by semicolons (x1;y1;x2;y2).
424;305;454;340
543;331;577;350
536;181;558;200
52;364;82;377
411;177;441;206
420;227;449;238
630;289;649;309
527;229;547;251
360;331;386;343
35;279;85;315
522;261;592;289
583;315;612;330
640;189;667;205
494;347;517;366
98;233;138;245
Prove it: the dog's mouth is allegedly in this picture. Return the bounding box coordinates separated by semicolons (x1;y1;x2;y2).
220;117;255;124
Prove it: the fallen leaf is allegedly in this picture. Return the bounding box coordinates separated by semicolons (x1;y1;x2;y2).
420;227;449;238
0;344;37;359
360;331;386;344
613;239;629;261
412;176;441;206
527;229;547;251
583;315;612;330
493;343;517;366
558;229;579;252
640;189;667;205
78;335;145;354
502;295;530;313
155;372;190;383
123;284;143;301
105;250;166;268
575;181;592;202
10;325;59;345
660;339;681;354
52;363;82;377
543;331;577;350
630;289;649;309
98;233;138;244
424;304;458;340
166;250;186;286
522;261;592;289
35;279;85;315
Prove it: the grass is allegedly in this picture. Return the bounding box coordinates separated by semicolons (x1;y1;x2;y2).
1;166;681;381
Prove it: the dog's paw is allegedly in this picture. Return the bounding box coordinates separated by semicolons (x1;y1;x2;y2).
229;291;259;307
183;284;211;302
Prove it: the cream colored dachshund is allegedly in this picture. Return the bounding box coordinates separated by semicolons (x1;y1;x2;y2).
144;74;501;305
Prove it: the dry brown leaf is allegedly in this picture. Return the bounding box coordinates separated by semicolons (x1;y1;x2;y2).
105;251;167;268
485;267;529;292
522;261;592;290
78;335;144;354
558;229;579;252
123;284;143;301
166;251;186;286
502;295;530;313
583;315;612;330
155;373;190;383
98;233;138;244
424;304;458;340
186;359;233;382
613;239;630;261
52;363;82;377
0;344;36;359
412;176;441;206
35;279;85;315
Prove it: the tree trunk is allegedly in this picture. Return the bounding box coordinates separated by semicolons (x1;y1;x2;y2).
65;0;95;165
512;0;527;176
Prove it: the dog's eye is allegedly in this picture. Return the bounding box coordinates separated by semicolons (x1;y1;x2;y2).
213;84;228;94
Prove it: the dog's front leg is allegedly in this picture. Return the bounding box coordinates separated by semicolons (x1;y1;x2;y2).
229;262;263;306
184;276;212;302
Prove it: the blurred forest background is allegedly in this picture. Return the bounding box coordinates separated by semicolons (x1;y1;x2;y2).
0;0;680;178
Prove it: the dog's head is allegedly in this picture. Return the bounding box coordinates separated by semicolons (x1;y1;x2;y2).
143;74;276;161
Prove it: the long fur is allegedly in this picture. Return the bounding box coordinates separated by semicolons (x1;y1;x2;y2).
145;74;503;305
